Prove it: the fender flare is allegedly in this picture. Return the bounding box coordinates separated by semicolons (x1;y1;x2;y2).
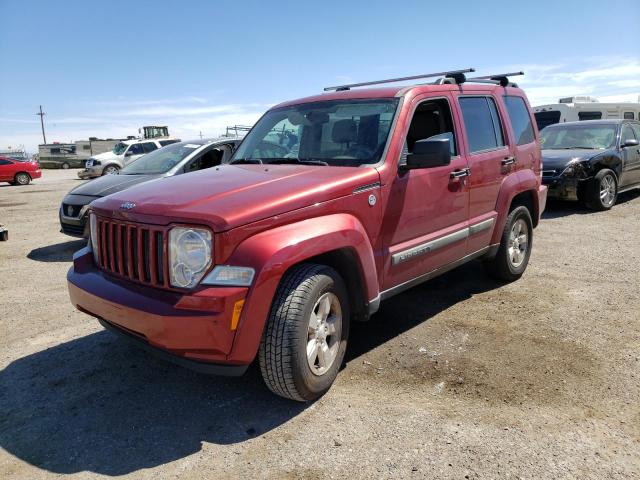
224;213;378;364
491;170;541;245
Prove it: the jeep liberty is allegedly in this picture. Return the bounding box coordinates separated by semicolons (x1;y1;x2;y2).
68;69;547;401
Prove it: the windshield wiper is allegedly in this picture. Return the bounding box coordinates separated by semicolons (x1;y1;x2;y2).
230;158;263;164
265;158;329;166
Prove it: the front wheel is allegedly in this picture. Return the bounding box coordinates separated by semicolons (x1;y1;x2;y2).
102;165;119;175
259;263;350;402
61;162;70;170
14;172;31;185
585;169;617;211
484;205;533;282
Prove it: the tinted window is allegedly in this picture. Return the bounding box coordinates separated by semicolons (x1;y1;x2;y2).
621;124;636;145
504;96;535;145
127;144;144;155
623;112;635;120
142;142;158;153
459;97;504;153
0;159;12;165
578;111;602;121
159;139;180;147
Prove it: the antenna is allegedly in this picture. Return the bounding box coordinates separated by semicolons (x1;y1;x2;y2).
324;68;476;91
35;105;47;144
468;71;524;87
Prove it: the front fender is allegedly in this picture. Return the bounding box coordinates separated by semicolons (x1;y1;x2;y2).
491;170;542;245
224;213;378;364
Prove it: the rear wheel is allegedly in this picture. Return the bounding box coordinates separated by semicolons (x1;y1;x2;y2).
259;263;350;401
103;165;119;175
14;172;31;185
484;205;533;282
585;169;617;211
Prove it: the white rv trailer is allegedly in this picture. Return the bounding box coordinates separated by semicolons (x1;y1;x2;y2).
533;96;640;130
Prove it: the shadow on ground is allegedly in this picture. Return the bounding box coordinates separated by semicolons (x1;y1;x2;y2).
542;188;640;219
27;239;86;262
0;261;501;475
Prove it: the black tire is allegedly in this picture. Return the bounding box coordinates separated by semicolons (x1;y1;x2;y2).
484;205;533;282
61;162;70;170
585;169;617;211
102;164;120;175
14;172;31;185
259;263;350;402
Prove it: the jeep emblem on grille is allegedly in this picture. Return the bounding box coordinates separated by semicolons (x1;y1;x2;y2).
120;201;136;210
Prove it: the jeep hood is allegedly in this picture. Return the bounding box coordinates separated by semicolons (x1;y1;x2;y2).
91;164;380;231
542;149;603;170
69;173;163;197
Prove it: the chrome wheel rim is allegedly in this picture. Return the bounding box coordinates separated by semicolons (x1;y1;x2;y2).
600;175;616;207
307;292;342;376
508;219;529;268
105;166;118;175
17;174;28;184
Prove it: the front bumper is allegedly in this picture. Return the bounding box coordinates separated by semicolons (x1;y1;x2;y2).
60;211;89;238
68;247;250;374
78;167;101;179
542;175;581;200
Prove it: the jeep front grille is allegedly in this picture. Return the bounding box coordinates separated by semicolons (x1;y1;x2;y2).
95;217;168;288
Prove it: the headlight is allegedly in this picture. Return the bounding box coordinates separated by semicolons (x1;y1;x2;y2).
560;159;583;177
169;227;212;288
89;212;99;264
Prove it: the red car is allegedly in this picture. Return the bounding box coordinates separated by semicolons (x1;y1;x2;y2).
0;156;42;185
69;69;547;401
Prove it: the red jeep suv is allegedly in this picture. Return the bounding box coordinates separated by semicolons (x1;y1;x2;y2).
68;69;547;401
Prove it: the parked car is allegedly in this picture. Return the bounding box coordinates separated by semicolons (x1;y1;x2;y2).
541;119;640;210
68;69;547;401
77;137;180;179
60;138;239;237
0;156;42;185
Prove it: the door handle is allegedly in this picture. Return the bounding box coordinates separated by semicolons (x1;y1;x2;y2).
501;156;516;166
450;168;471;179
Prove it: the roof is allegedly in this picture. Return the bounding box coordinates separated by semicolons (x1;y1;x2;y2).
272;83;524;109
546;119;638;127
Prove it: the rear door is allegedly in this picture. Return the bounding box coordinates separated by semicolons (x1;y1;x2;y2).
0;159;13;181
455;94;513;254
621;123;640;186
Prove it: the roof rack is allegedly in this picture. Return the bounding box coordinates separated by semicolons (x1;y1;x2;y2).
467;71;524;87
323;68;475;91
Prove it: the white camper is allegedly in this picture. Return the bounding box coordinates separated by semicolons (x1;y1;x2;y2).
534;96;640;130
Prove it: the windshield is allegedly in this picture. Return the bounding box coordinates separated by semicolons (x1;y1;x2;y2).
540;124;617;150
112;143;128;155
230;99;399;167
121;142;202;175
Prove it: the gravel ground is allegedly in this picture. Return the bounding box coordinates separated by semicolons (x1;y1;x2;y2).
1;169;639;479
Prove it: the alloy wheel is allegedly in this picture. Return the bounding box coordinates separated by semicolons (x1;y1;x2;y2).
599;174;616;207
307;292;342;376
508;218;529;268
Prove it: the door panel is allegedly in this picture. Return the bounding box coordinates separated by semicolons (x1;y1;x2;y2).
381;94;469;291
621;123;640;186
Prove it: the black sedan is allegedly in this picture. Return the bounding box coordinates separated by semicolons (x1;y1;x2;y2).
541;120;640;210
60;138;240;237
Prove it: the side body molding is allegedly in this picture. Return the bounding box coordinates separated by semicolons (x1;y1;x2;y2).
224;213;378;363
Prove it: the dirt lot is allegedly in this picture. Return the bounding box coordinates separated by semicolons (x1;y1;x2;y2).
0;169;639;479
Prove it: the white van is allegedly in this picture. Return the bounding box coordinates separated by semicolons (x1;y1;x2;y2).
534;96;640;131
78;137;180;179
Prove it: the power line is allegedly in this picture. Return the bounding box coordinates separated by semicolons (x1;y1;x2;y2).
35;105;47;144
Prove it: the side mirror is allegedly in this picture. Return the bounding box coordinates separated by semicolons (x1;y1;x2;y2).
622;138;639;148
403;138;451;170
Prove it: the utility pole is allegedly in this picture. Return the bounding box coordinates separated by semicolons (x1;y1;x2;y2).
36;105;47;144
199;131;203;139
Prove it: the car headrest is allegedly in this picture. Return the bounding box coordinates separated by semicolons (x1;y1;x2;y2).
332;119;358;143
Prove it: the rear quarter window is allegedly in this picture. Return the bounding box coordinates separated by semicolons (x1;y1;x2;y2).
504;96;535;145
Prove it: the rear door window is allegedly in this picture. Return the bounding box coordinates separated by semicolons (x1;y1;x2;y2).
142;142;158;153
459;97;505;153
504;96;535;145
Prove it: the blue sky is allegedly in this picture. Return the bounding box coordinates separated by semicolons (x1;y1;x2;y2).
1;0;639;152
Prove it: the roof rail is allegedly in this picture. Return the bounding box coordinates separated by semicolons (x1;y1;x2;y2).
323;68;475;92
467;71;524;87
